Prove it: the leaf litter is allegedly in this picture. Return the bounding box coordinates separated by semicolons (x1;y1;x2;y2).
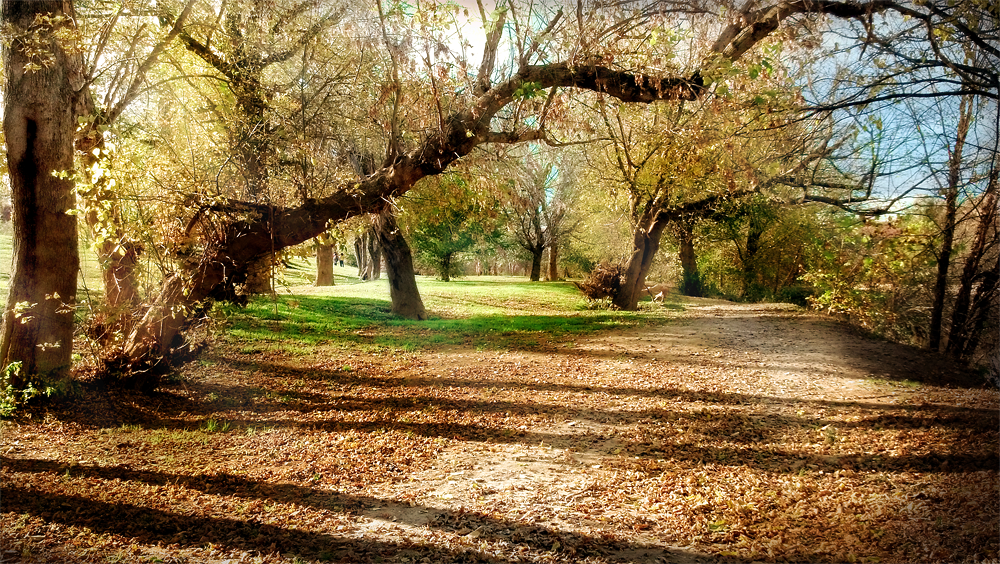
1;300;997;563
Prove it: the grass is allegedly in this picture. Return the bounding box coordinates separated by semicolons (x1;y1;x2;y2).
0;226;676;354
219;275;676;353
0;224;106;308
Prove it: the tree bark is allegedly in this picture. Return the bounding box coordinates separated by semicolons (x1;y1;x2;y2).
677;222;702;297
1;0;83;387
742;226;764;300
441;254;452;282
547;241;559;281
354;235;367;279
374;209;427;320
614;214;670;310
368;231;382;281
315;238;334;286
354;228;382;280
946;173;997;358
529;246;544;282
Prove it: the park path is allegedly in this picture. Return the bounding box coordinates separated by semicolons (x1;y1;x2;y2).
347;299;991;563
4;298;994;563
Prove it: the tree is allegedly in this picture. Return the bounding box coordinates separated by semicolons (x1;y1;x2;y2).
1;1;85;387
673;219;703;297
928;93;974;350
591;88;836;310
408;173;496;282
501;147;580;282
354;226;382;281
170;0;342;292
314;232;336;286
374;206;427;320
112;0;975;378
946;170;999;360
808;2;998;357
74;0;195;312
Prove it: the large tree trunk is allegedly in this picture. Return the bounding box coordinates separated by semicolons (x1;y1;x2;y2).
614;215;669;310
929;94;972;351
111;8;818;378
0;0;83;387
946;173;998;359
528;246;544;282
374;209;427;320
677;222;702;297
441;254;452;282
315;238;335;286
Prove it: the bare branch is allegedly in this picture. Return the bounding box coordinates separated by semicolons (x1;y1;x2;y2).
520;8;564;68
105;0;195;126
475;6;507;95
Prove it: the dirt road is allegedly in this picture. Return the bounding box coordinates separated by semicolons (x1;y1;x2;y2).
3;299;997;563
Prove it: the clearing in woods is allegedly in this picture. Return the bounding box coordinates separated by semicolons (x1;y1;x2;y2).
1;296;997;563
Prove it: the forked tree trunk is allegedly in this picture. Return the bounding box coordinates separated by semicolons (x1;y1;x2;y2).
368;231;382;280
374;209;427;320
354;235;368;279
614;215;670;310
528;246;544;282
929;94;972;351
946;172;997;359
315;239;335;286
1;0;83;387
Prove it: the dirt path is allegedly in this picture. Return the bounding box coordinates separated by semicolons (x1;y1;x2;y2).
2;299;997;563
349;300;994;563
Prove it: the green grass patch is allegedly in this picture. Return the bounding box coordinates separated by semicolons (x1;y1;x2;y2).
0;225;108;308
219;276;673;353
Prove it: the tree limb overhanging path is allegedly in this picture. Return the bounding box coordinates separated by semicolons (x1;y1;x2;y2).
120;0;1000;372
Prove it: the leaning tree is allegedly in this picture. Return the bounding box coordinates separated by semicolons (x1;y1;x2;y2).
116;0;997;381
8;0;993;387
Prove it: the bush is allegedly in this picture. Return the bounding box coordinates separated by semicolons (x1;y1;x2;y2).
0;362;55;416
574;262;624;302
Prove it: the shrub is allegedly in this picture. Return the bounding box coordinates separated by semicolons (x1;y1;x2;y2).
574;262;625;302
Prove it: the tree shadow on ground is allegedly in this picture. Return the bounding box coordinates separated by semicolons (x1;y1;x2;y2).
37;363;998;476
3;457;708;563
